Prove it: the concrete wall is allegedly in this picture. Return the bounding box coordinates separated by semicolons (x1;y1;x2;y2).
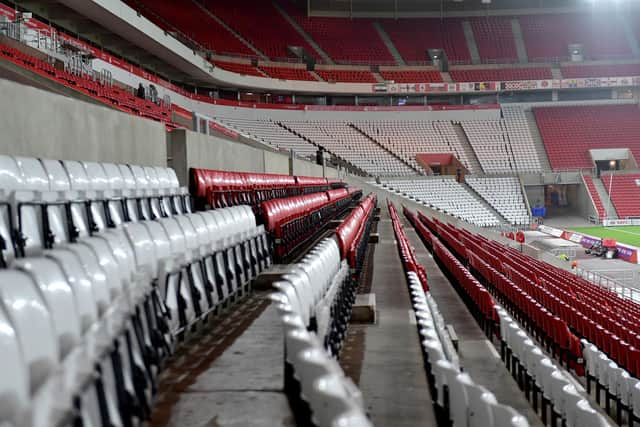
0;78;167;166
168;129;340;186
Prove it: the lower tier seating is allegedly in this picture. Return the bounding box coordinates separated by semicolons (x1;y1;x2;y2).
601;174;640;218
378;178;501;227
315;69;378;83
465;176;530;225
392;203;529;427
449;67;552;82
405;208;611;427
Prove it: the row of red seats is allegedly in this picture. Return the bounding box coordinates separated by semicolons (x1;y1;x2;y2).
425;214;640;378
189;168;346;212
449;67;552;82
601;174;640;218
412;211;585;373
262;188;358;260
391;204;427;291
534;105;640;171
582;175;607;220
0;43;173;124
336;194;377;280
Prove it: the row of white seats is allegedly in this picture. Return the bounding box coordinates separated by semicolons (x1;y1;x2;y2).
0;155;191;265
497;307;611;427
465;176;530;226
0;203;270;427
582;338;640;425
405;272;529;427
271;237;370;427
377;179;501;227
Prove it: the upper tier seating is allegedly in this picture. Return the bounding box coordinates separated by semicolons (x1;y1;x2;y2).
533;104;640;170
469;17;518;62
260;65;318;81
379;178;501;227
214;117;318;158
125;0;254;56
380;18;470;64
0;43;172;125
201;0;318;60
354;120;478;174
0;155;271;426
271;236;372;426
214;60;264;76
286;9;394;64
378;69;444;83
465;176;530;225
461;121;515;174
284;121;416;176
561;64;640;78
449;67;552;82
601;174;640;218
316;69;378;83
520;14;632;62
582;175;607;220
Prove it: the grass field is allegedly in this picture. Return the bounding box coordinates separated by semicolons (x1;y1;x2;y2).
569;226;640;248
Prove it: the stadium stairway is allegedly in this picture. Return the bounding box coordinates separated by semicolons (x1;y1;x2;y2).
452;123;484;174
591;176;619;220
462;180;509;225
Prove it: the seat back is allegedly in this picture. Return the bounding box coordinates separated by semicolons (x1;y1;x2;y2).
0;305;29;424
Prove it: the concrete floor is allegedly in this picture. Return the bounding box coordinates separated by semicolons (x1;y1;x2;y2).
401;223;545;427
357;215;437;427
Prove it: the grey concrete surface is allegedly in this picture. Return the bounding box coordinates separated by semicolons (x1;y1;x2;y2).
0;78;167;166
358;213;437;427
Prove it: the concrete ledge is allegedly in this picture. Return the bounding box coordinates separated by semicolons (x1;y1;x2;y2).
369;233;380;244
351;293;376;324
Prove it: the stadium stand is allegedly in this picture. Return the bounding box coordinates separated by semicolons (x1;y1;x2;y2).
391;203;532;427
213;60;264;76
284;121;416;176
354;120;478;174
461;120;514;174
378;178;501;227
260;65;318;81
582;175;607;220
449;67;552;82
519;13;632;62
380;18;470;64
0;43;173;125
285;10;394;64
378;69;444;83
533;104;640;170
501;106;544;173
213;117;318;158
469;17;518;63
601;174;640;219
561;64;640;78
315;69;378;83
123;0;255;56
465;176;530;225
200;0;318;60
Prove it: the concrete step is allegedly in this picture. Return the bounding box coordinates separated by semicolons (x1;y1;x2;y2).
524;109;553;172
592;176;619;219
272;1;334;64
452;123;483;174
441;71;453;83
373;21;405;66
462;21;481;65
510;18;529;63
372;71;385;83
309;70;324;81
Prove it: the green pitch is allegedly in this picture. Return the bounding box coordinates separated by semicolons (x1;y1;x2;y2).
569;226;640;248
